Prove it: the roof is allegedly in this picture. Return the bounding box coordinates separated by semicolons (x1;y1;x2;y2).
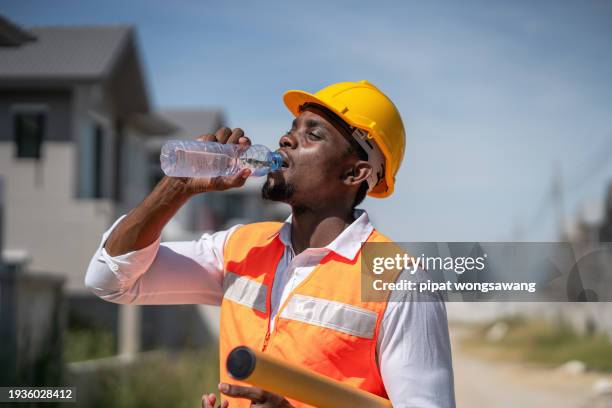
144;109;225;149
0;15;185;135
128;113;179;136
0;13;36;46
0;23;133;80
0;15;177;134
157;109;226;140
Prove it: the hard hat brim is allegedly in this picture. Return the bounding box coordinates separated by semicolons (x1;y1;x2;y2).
283;89;393;198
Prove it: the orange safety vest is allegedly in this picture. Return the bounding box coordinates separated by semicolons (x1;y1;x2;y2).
219;222;393;408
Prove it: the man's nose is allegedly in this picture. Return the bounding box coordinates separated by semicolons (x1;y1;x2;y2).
279;132;296;148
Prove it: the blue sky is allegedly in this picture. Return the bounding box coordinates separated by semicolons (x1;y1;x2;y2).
4;0;612;241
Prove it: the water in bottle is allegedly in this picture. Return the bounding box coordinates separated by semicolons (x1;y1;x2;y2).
160;140;283;178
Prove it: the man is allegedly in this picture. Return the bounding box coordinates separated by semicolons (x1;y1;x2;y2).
85;80;455;407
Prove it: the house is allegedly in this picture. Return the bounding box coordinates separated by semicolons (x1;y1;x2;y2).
0;13;177;290
0;13;289;359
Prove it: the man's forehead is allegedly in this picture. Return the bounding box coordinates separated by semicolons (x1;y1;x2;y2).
294;105;353;139
294;109;331;128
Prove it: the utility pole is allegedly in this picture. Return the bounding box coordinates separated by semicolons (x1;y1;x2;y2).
551;162;567;240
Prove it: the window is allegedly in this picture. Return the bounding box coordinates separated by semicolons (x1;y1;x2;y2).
150;171;164;190
78;122;105;199
92;124;103;198
149;147;165;190
14;111;46;159
224;194;245;220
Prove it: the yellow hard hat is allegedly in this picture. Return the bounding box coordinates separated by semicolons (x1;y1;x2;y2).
283;80;405;198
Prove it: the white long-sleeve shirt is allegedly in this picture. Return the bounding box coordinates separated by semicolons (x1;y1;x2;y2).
85;209;455;407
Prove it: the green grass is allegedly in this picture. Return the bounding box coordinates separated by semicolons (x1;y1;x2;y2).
91;349;220;408
465;316;612;372
62;326;219;407
63;328;116;363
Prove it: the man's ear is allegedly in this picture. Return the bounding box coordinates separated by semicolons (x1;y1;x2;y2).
343;161;372;187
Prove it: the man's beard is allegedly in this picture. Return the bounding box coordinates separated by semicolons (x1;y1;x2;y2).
262;176;295;202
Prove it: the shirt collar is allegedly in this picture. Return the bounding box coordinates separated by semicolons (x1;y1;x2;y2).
269;209;374;260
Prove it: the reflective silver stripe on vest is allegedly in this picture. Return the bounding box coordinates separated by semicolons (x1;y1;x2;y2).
223;272;267;313
279;294;377;339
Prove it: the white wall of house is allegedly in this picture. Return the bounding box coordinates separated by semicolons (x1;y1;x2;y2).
0;81;161;294
0;141;114;293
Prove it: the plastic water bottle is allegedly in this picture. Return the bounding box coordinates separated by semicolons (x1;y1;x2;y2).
160;140;283;178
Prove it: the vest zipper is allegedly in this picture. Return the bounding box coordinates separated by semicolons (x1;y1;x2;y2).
262;330;271;352
262;296;286;352
261;250;336;352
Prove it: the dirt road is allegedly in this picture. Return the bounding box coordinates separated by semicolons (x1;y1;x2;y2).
451;327;612;408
